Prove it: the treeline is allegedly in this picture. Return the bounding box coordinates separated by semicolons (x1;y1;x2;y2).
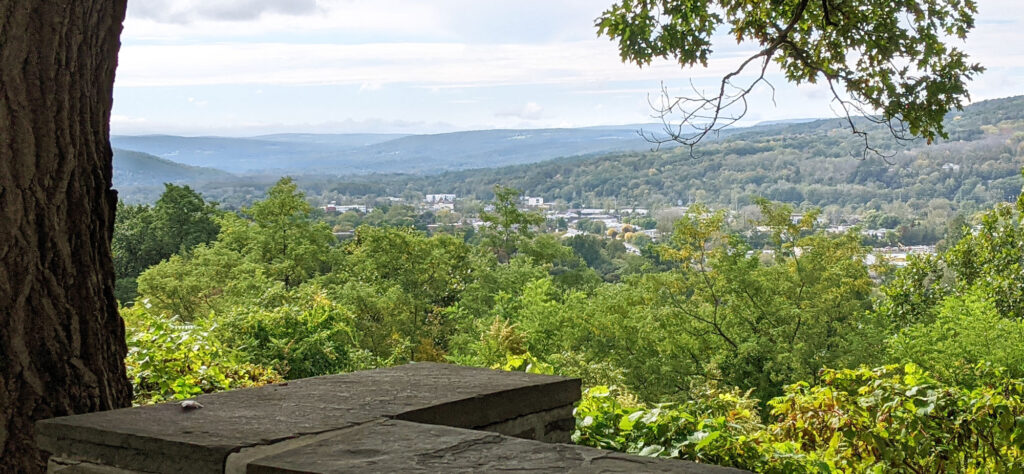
114;176;1024;471
312;96;1024;212
135;97;1024;250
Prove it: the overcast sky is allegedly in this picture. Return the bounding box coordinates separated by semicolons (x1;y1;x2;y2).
112;0;1024;136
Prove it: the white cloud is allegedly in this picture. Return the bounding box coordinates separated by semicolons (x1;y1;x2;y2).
111;116;459;136
122;0;605;43
111;0;1024;135
110;114;148;124
358;82;382;92
497;102;544;120
121;1;447;41
127;0;320;24
115;41;759;88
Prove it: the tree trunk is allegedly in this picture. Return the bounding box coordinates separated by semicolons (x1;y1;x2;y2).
0;1;131;472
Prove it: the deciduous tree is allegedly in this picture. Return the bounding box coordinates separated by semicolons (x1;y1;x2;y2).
0;1;131;470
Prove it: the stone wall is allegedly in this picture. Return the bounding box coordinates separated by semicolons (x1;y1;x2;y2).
36;363;744;473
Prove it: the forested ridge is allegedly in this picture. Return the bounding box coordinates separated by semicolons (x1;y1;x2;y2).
344;95;1024;210
114;175;1024;472
137;96;1024;225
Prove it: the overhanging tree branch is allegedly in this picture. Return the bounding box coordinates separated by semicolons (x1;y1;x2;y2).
598;0;984;158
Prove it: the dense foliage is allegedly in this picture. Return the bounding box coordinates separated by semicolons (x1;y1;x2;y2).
117;174;1024;469
122;302;280;403
597;0;983;144
113;183;220;302
575;365;1024;472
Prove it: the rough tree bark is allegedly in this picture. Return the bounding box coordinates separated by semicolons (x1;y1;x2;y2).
0;1;131;472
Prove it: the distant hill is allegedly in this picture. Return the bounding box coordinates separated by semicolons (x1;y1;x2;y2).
112;95;1024;212
286;95;1024;212
249;133;408;146
110;127;688;175
111;134;407;174
328;127;680;173
754;118;819;127
111;121;837;176
114;149;232;185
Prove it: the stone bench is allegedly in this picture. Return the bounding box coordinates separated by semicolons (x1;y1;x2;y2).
36;363;744;473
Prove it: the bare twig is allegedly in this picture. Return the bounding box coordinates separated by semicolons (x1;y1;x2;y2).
640;0;919;161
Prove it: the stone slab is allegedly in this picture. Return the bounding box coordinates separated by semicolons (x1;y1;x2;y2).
246;419;747;473
476;404;575;443
37;363;580;473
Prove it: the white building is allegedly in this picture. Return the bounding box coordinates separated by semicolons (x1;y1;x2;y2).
861;229;891;239
425;194;456;203
324;202;370;213
561;228;585;238
524;196;544;207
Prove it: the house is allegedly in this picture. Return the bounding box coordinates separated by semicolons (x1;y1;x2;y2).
524;196;544;207
560;228;585;238
425;194;456;203
324;202;370;213
861;228;891;239
430;202;455;212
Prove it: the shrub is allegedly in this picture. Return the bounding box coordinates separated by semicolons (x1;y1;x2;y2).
575;365;1024;472
212;289;369;379
123;302;280;404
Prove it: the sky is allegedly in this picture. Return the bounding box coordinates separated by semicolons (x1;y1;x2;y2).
112;0;1024;136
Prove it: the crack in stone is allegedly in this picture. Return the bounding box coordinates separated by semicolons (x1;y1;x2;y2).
584;451;653;466
223;419;381;474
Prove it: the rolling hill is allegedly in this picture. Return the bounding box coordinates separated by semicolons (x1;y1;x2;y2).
110;126;686;175
112;96;1024;213
114;149;232;186
291;95;1024;212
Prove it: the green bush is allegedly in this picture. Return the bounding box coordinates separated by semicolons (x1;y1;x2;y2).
575;365;1024;472
123;302;280;404
573;385;781;470
212;289;370;379
769;364;1024;472
887;289;1024;385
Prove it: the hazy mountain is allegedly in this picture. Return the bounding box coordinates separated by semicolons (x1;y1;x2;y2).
112;120;856;177
327;127;679;173
112;95;1024;210
249;133;408;146
114;149;232;187
345;96;1024;210
111;134;408;174
110;127;683;175
754;118;819;127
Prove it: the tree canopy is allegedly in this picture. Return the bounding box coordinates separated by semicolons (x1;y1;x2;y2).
113;184;220;302
597;0;984;150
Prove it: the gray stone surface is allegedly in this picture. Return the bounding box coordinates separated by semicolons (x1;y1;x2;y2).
37;363;579;473
38;363;744;473
48;458;138;474
246;420;747;473
477;404;575;443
